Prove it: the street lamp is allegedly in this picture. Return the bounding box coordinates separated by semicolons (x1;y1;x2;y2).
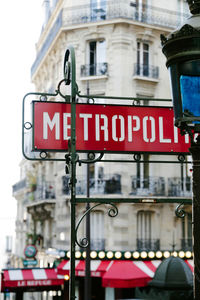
161;0;200;298
161;0;200;133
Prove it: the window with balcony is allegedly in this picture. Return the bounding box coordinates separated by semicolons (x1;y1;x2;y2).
177;0;189;24
137;41;149;76
90;211;105;250
168;162;192;197
134;41;158;79
142;154;149;187
135;153;149;189
5;236;12;253
81;39;108;77
134;0;151;22
137;210;159;251
91;0;106;21
89;164;105;194
181;212;192;251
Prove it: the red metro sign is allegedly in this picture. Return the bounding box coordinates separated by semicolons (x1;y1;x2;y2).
33;101;190;154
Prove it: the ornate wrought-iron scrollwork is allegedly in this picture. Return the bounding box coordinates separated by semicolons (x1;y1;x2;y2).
133;153;141;162
56;79;71;100
178;154;186;163
107;204;118;217
63;49;71;85
175;203;186;218
75;203;118;248
78;152;104;164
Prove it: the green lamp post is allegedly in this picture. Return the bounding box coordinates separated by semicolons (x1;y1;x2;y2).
161;1;200;298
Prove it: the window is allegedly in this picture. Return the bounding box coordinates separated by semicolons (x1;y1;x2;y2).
134;41;159;79
177;0;189;24
5;236;12;253
136;154;149;189
81;40;107;77
181;212;192;251
137;210;159;251
135;0;149;22
80;40;107;77
137;42;149;76
89;41;97;75
91;0;106;21
137;210;152;241
180;163;191;195
89;164;104;194
89;40;106;76
90;211;105;250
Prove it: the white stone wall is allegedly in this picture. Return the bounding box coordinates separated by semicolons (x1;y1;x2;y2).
13;0;192;265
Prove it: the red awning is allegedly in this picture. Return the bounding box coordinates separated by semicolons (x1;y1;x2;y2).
1;268;64;292
185;259;194;272
57;259;161;286
57;259;194;289
57;260;111;277
102;260;161;288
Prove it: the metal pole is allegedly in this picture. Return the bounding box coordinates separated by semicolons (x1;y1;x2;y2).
84;81;91;300
66;47;77;300
190;136;200;299
84;166;91;300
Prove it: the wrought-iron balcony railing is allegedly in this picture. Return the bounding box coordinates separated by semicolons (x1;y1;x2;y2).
62;1;189;29
32;0;190;78
137;238;160;251
12;179;26;193
80;62;108;77
32;1;189;77
181;238;193;251
62;175;192;197
26;181;55;202
131;176;192;197
90;238;105;251
62;174;121;195
133;63;159;79
131;176;165;196
168;177;192;197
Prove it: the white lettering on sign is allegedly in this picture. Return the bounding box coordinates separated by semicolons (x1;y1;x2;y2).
128;116;140;142
95;114;108;141
143;116;155;143
159;117;171;143
27;280;51;286
63;113;71;140
112;115;125;142
34;102;191;153
41;111;190;145
174;125;178;143
43;112;60;140
79;113;92;141
17;281;26;287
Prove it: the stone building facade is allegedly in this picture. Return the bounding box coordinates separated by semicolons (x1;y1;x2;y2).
11;0;192;299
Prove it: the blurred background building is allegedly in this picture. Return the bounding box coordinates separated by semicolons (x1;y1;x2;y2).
9;0;193;299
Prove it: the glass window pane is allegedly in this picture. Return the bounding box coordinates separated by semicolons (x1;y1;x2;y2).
97;40;106;63
180;75;200;118
143;43;149;52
